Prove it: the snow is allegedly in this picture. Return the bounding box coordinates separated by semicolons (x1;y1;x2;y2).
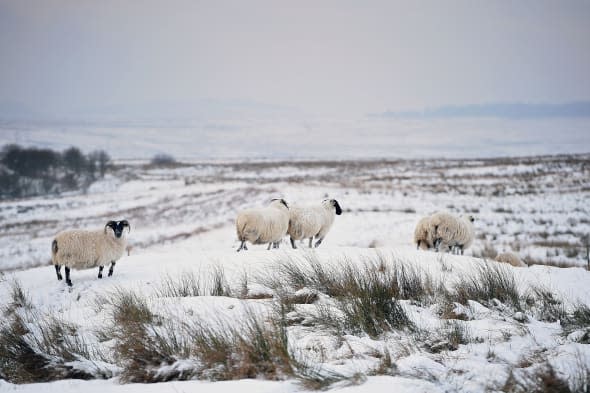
1;156;589;392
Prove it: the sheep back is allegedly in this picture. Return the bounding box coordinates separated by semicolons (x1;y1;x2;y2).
430;212;460;250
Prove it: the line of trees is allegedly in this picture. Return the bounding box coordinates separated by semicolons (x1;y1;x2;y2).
0;144;111;200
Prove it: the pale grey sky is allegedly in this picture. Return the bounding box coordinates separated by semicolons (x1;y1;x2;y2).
1;0;589;119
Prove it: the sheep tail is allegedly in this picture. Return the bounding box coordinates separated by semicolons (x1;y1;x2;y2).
51;239;58;255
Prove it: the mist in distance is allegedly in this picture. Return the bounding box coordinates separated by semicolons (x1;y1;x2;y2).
0;0;589;159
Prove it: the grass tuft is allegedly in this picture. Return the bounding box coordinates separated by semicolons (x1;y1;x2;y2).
210;266;232;297
504;362;572;393
524;286;566;323
451;262;521;310
0;283;110;383
262;252;435;338
156;271;202;297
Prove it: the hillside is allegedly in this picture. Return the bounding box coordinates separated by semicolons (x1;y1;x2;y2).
0;155;589;392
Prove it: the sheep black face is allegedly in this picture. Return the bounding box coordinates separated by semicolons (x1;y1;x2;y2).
332;199;342;215
105;220;131;238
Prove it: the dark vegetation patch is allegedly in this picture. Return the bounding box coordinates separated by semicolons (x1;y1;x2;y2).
0;144;110;200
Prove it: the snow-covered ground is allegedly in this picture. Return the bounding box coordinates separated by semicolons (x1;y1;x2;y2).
1;155;589;272
1;155;589;392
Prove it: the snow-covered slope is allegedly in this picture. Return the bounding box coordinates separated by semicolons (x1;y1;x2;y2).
1;156;588;272
1;247;589;392
1;156;589;392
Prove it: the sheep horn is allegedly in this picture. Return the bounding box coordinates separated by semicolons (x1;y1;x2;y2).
120;220;131;233
104;221;116;233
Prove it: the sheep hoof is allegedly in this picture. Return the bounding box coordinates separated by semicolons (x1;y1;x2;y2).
108;270;113;277
66;280;72;287
57;275;62;281
98;273;103;279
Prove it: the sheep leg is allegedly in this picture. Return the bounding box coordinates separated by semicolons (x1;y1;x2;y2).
237;241;248;252
459;245;464;255
314;238;323;248
434;239;441;252
267;243;272;250
54;265;63;280
290;237;297;249
108;261;116;277
98;266;104;279
273;242;280;249
308;238;313;248
65;267;72;287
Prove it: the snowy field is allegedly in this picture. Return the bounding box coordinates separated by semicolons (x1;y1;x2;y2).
1;155;590;392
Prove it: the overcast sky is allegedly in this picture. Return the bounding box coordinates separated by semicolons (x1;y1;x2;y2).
1;0;589;119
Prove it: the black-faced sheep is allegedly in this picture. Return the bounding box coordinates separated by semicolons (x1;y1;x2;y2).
288;199;342;249
51;220;130;286
236;199;290;251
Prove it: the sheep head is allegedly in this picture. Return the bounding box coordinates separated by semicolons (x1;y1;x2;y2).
324;199;342;215
105;220;131;238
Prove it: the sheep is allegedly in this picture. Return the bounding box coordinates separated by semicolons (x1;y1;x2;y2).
495;252;526;267
288;199;342;249
451;214;475;254
430;212;475;255
51;220;130;287
414;216;435;250
236;198;290;252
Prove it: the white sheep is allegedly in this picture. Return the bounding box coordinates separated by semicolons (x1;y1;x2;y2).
451;214;475;254
51;220;130;286
413;216;435;250
288;199;342;249
236;198;290;251
431;212;475;255
495;252;526;267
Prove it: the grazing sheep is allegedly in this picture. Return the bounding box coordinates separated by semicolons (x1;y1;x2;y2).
451;215;475;255
289;199;342;249
51;220;130;286
495;252;526;267
414;216;435;250
236;198;290;252
431;212;475;255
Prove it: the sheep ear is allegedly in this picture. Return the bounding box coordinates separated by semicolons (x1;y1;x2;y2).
104;221;115;234
121;220;131;233
333;200;342;215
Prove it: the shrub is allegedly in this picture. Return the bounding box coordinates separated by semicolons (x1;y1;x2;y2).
151;153;176;166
